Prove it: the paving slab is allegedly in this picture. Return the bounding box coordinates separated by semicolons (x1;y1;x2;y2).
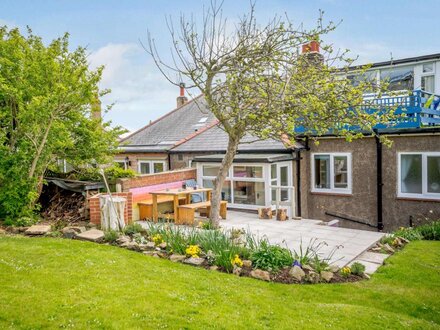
357;251;390;264
76;229;105;242
348;259;383;274
25;225;51;235
221;211;384;267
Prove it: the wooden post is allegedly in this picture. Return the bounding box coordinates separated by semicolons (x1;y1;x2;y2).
152;194;158;223
173;195;179;223
258;207;272;219
276;208;288;221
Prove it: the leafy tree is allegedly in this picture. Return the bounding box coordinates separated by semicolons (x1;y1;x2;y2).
0;27;122;224
147;3;394;225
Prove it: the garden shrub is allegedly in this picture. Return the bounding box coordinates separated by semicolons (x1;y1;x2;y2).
350;262;366;276
251;241;293;272
123;223;144;236
393;227;423;241
416;221;440;241
104;230;120;244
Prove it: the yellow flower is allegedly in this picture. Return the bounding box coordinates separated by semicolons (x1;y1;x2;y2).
231;254;243;267
198;221;204;228
152;234;164;245
341;266;351;277
185;245;201;257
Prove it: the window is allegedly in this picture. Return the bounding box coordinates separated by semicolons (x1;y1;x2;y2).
421;62;435;94
311;153;351;194
233;166;263;178
139;162;150;174
348;70;378;93
380;66;414;91
199;163;265;205
115;160;127;170
138;160;166;174
399;152;440;199
200;164;231;202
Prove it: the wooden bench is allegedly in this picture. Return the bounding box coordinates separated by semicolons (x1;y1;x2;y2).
138;195;186;220
178;200;227;225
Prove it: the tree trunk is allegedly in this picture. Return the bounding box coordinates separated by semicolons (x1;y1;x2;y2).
209;134;240;226
28;116;54;179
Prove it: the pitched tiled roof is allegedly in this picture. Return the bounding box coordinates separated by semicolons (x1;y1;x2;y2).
170;124;301;152
119;95;302;153
119;95;217;152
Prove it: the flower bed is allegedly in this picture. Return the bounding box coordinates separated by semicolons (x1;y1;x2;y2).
99;223;370;284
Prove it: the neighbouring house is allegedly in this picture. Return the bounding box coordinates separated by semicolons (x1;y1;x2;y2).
116;47;440;231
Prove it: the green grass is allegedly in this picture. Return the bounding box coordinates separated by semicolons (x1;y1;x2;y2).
0;237;439;329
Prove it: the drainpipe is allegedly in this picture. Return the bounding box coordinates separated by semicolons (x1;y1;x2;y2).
374;129;384;231
295;149;302;217
167;153;172;171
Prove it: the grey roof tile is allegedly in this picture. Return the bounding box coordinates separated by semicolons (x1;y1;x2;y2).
120;96;216;150
171;124;298;152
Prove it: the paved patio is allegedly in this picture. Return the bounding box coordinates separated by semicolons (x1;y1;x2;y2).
221;211;385;267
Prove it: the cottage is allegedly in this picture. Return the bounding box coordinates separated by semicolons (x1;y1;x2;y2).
116;52;440;231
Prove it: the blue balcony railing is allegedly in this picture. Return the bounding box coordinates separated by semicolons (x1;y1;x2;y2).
295;90;440;134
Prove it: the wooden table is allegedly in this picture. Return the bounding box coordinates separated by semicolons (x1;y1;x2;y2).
150;187;212;222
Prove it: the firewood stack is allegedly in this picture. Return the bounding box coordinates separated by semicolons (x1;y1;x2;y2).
40;189;88;224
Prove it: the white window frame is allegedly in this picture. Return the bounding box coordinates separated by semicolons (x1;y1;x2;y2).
311;153;352;194
137;160;167;174
115;160;128;170
398;152;440;200
197;162;267;210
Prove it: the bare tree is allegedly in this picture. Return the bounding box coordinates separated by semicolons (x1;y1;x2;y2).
145;2;390;225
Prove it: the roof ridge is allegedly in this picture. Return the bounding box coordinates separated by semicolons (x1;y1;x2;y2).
119;94;205;143
170;119;220;150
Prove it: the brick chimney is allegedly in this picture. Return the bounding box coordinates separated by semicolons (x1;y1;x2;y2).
301;40;324;66
176;82;188;108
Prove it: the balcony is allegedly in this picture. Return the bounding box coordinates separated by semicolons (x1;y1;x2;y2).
295;90;440;134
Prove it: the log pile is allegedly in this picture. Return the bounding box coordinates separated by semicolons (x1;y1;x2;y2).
39;185;94;225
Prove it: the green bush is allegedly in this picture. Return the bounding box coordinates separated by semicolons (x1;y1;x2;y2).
75;165;136;182
251;241;293;272
350;262;366;276
393;227;423;241
104;230;120;244
123;223;144;236
416;221;440;241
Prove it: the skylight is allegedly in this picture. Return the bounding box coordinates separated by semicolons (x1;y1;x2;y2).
198;117;208;123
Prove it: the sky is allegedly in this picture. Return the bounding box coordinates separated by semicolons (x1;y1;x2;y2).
1;0;439;132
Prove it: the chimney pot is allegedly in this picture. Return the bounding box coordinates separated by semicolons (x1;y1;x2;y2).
302;40;320;53
177;83;188;108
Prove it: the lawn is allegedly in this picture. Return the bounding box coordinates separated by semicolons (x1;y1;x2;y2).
0;236;439;329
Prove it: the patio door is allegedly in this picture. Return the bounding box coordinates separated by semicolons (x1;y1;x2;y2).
270;162;294;217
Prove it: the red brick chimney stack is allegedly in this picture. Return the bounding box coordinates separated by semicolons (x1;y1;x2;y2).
301;40;324;66
176;82;188;108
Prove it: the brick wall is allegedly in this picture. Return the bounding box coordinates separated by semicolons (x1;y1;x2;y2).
88;192;133;225
88;168;197;224
117;168;196;192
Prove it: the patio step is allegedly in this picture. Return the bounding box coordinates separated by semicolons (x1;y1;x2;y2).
348;251;390;274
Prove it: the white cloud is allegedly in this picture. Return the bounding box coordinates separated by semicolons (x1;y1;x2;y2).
88;43;179;131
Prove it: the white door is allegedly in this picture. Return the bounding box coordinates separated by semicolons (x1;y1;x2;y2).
270;162;294;217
